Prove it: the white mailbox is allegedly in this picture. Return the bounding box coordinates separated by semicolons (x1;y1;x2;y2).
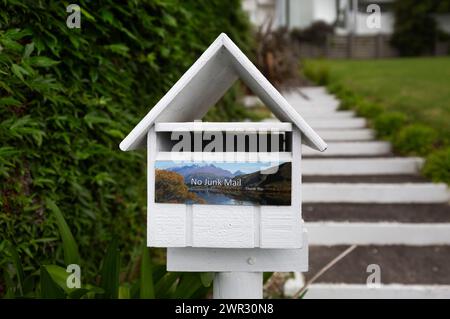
120;33;326;275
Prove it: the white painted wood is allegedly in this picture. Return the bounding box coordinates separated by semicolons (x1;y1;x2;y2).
214;272;263;299
315;129;375;141
303;142;391;156
257;127;303;249
302;183;449;203
155;121;292;132
148;204;187;247
120;33;326;152
303;284;450;299
192;205;254;248
307;222;450;245
302;157;424;175
167;233;309;271
307;118;366;129
260;207;303;248
156;152;293;162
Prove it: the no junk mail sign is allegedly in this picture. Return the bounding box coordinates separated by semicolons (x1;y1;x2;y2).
120;33;327;298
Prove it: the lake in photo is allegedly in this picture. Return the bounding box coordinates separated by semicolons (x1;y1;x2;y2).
154;161;292;206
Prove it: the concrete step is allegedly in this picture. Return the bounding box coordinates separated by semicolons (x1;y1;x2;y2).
307;245;450;284
303;175;428;183
302;183;449;203
303;142;391;157
315;129;375;141
304;283;450;299
307;222;450;245
307;118;367;129
302;158;424;175
300;110;356;119
303;203;450;223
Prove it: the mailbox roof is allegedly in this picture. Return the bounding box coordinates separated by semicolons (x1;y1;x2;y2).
120;33;327;152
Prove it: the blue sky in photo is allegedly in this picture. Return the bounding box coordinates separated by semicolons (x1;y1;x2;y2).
155;161;285;174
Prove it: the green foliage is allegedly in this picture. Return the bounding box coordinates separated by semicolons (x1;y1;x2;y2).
423;148;450;184
46;199;80;266
391;0;450;56
140;246;155;299
355;101;383;119
393;124;438;156
374;112;408;139
303;60;330;86
3;202;211;298
0;0;251;295
338;91;362;110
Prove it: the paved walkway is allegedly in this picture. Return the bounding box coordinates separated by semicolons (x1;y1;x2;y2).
256;87;450;298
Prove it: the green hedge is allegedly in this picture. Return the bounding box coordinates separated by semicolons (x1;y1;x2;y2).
0;0;251;286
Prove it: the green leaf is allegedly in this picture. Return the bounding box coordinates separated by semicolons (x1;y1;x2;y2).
175;273;203;298
200;272;214;288
0;97;21;106
99;238;120;299
42;265;70;292
119;285;131;299
40;266;66;299
28;56;60;68
11;64;26;81
23;42;34;59
140;246;155;299
104;44;130;57
46;199;81;265
8;245;25;296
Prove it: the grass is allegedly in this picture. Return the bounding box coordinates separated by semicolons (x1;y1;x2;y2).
303;57;450;184
305;57;450;141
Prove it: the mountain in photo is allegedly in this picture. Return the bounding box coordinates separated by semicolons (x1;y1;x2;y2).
232;162;291;190
165;163;235;183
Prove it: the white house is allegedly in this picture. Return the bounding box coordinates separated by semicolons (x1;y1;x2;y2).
242;0;395;35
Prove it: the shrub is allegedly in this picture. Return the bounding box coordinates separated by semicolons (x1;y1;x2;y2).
374;112;408;139
338;92;362;110
0;0;251;288
254;27;304;88
391;0;450;56
393;124;438;156
327;83;344;96
291;21;334;46
423;148;450;184
355;101;383;119
303;60;330;86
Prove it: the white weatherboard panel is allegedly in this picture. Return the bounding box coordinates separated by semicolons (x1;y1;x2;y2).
302;183;449;203
307;222;450;245
192;205;254;248
260;207;303;248
156;152;292;163
148;204;186;247
120;33;326;152
304;284;450;299
155;122;292;132
167;231;309;272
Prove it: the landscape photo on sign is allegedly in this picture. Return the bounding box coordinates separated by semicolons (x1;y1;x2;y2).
154;161;292;206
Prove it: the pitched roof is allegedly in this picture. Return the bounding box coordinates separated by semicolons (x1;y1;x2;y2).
120;33;327;152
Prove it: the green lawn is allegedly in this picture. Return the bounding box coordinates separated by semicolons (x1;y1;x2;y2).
312;57;450;139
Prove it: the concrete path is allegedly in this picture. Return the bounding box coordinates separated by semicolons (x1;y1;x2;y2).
255;86;450;298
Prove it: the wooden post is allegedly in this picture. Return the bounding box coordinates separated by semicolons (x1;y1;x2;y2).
213;272;263;299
